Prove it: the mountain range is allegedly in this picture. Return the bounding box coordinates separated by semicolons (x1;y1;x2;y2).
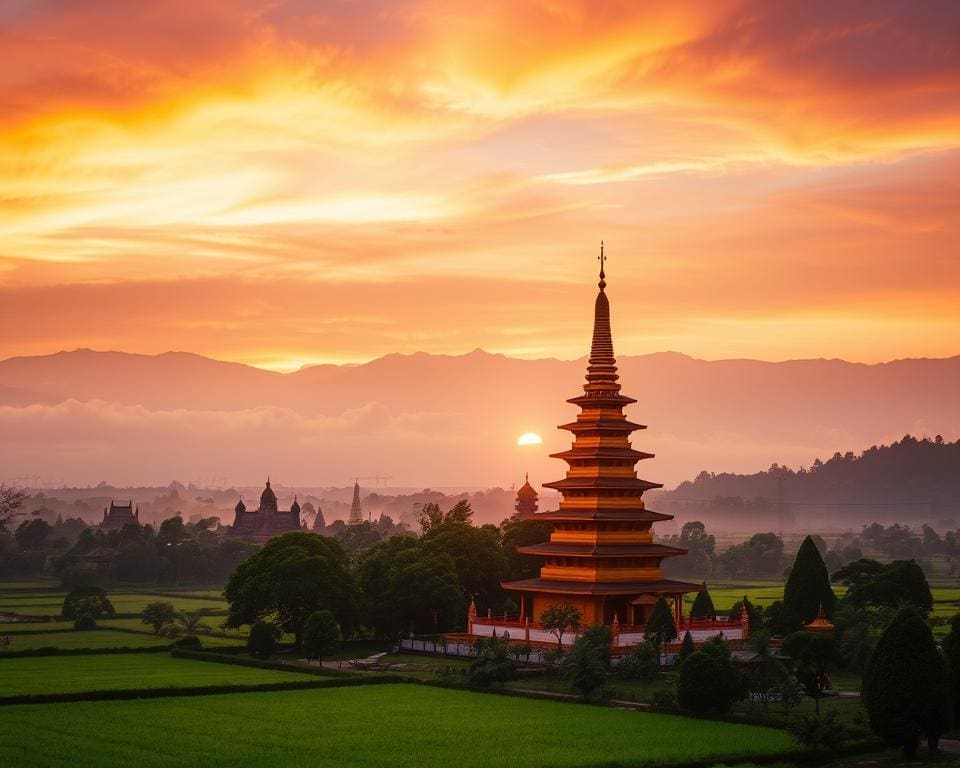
1;348;957;490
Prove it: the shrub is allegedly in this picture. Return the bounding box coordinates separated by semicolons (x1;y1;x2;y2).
173;635;202;649
141;601;177;635
677;648;745;714
790;710;848;753
469;635;516;688
248;621;281;658
73;614;97;630
651;690;677;710
564;624;611;698
678;631;695;663
61;587;114;620
689;590;715;619
302;610;339;662
617;640;660;695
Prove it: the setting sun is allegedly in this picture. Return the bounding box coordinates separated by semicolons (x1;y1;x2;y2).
517;432;543;446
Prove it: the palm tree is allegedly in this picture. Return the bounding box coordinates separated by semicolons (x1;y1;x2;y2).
166;609;213;638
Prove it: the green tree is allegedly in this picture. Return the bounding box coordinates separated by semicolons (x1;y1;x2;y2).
469;635;516;688
783;535;836;624
644;597;677;665
422;521;504;612
746;629;785;712
248;620;281;658
564;624;612;698
540;603;582;652
225;531;360;648
782;631;838;716
790;710;849;754
168;609;213;639
863;607;951;757
677;649;743;714
833;604;875;678
678;631;696;663
61;587;114;621
303;609;340;662
500;518;554;581
616;639;660;695
832;558;933;615
141;601;176;635
689;589;715;620
763;600;802;636
0;484;26;530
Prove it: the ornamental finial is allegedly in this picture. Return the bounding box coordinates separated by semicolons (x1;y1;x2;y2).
598;241;606;290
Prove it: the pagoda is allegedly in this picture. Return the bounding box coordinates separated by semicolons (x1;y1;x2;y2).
502;248;701;628
348;481;363;525
514;474;539;519
100;500;139;531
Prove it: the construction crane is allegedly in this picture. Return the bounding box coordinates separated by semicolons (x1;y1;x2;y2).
350;474;393;489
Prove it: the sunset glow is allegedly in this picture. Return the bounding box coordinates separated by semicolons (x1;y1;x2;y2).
1;1;959;368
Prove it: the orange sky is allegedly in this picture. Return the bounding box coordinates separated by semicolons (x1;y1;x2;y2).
2;0;959;371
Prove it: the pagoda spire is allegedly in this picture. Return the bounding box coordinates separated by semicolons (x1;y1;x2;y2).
348;480;363;525
585;241;619;394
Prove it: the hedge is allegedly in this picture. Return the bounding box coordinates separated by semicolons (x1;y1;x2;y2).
0;645;176;659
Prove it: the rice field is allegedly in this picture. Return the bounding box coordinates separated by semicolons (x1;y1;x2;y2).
0;630;171;651
0;653;313;697
0;684;797;768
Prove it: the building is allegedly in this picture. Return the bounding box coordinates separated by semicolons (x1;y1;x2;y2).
465;252;747;649
514;474;539;519
100;500;139;531
229;478;304;543
348;481;363;525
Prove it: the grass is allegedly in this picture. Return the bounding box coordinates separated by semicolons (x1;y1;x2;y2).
0;630;171;651
0;653;316;697
0;590;228;617
0;684;798;768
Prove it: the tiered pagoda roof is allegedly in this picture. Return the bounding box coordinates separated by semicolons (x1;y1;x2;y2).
502;247;700;625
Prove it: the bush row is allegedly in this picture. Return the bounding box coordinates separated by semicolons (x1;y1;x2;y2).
0;645;175;659
169;648;355;677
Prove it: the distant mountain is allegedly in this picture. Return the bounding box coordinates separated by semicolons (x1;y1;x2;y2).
1;348;958;491
658;435;960;528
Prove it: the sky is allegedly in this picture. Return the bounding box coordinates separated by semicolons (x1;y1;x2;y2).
2;0;959;371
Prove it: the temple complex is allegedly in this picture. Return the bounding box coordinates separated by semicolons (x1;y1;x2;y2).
100;500;139;531
514;474;539;519
228;478;304;543
483;249;728;647
348;481;363;525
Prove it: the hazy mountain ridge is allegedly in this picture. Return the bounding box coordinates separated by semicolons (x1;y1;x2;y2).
1;348;958;488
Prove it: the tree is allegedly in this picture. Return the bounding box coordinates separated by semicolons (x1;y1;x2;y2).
689;589;715;620
540;603;582;652
644;597;677;665
248;620;281;658
61;587;114;621
617;639;660;695
678;631;696;663
469;635;516;688
71;597;105;630
15;519;52;550
944;613;960;728
790;710;849;754
783;536;836;624
141;601;177;635
782;631;839;716
225;531;360;648
677;649;744;714
763;600;802;636
832;558;933;615
0;484;26;530
303;610;340;662
168;609;213;639
833;604;875;678
746;629;785;712
863;607;951;757
422;521;505;611
500;518;554;581
359;537;464;637
564;624;612;698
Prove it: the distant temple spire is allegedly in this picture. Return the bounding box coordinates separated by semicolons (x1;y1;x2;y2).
514;473;539;519
348;481;363;525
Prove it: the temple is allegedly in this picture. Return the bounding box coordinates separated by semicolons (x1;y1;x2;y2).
348;481;363;525
100;500;139;531
514;474;539;519
477;248;736;648
228;478;305;543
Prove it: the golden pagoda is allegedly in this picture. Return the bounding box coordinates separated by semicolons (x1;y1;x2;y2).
502;247;701;628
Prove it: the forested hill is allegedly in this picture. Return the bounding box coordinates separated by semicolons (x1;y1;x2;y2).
658;435;960;527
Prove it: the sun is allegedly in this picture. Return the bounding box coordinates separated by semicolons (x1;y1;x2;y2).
517;432;543;446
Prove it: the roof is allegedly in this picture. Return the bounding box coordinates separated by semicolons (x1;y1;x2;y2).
557;418;647;433
501;577;703;595
516;542;687;558
542;476;663;493
533;508;674;523
550;447;654;461
566;392;637;407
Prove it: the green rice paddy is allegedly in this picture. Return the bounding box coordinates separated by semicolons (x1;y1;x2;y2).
0;653;312;697
0;684;796;768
